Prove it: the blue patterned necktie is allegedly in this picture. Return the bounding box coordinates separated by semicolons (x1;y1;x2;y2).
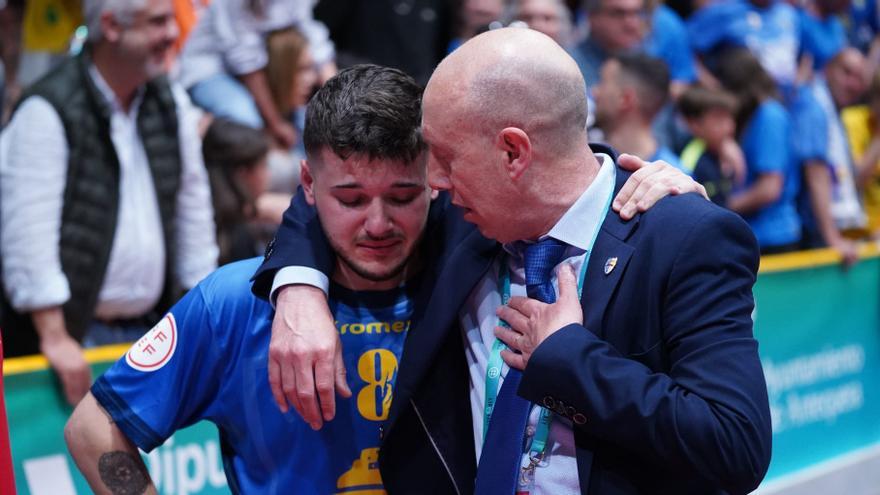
475;238;568;495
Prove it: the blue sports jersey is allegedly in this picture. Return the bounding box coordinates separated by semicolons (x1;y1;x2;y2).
92;257;415;494
799;8;847;70
791;80;867;236
738;99;802;248
688;0;800;97
646;4;697;84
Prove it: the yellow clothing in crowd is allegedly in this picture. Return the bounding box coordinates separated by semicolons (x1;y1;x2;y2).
842;105;880;233
21;0;82;53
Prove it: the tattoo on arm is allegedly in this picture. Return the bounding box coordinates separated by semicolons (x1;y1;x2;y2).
98;451;150;495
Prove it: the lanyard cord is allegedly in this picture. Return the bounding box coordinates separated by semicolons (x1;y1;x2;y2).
482;180;614;461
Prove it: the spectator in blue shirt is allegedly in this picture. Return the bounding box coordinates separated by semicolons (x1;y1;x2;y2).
792;47;869;265
592;53;684;169
688;0;802;101
716;48;802;253
800;0;849;71
646;0;697;96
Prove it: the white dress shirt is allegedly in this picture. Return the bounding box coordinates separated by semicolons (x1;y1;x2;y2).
0;64;218;319
462;155;616;494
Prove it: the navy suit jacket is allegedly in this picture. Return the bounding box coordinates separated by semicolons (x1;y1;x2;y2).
252;146;772;495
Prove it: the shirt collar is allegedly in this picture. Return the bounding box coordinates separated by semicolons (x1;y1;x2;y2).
547;152;616;250
504;152;616;254
88;64;145;118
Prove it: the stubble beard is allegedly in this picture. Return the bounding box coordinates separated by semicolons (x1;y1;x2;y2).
330;236;413;285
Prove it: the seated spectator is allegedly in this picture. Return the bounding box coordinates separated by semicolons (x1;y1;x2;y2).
178;0;336;148
793;47;869;264
592;53;683;168
842;68;880;236
509;0;572;47
716;48;802;254
678;85;746;207
255;27;321;227
203;118;271;265
265;27;318;173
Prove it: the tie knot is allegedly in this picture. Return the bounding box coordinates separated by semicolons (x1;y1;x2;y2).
523;238;567;288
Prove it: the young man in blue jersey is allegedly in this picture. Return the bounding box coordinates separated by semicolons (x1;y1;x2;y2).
64;61;700;494
63;64;433;495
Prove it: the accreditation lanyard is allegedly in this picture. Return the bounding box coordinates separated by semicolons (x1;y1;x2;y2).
482;185;613;465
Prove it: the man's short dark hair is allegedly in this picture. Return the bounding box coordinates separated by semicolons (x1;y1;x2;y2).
303;64;425;164
612;53;670;120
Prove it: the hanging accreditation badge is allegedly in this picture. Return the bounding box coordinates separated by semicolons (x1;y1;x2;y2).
516;456;538;495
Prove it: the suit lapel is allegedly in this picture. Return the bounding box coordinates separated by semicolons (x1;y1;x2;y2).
581;221;635;334
574;164;639;493
580;166;639;335
386;228;500;435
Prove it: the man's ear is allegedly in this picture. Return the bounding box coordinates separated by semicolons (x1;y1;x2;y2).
300;160;317;205
100;11;123;43
497;127;532;181
621;88;639;115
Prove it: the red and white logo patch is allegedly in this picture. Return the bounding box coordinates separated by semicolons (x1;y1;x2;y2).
125;313;178;372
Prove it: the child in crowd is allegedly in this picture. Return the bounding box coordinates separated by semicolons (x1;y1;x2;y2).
678;85;746;207
202;118;271;265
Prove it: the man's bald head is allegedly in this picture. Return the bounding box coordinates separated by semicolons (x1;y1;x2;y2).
425;28;588;154
826;47;867;108
423;28;598;243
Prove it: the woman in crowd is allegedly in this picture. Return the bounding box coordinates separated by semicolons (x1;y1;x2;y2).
716;48;802;254
203;118;271;265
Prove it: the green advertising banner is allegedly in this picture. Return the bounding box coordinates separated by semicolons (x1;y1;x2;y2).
4;347;229;495
754;248;880;483
3;248;880;493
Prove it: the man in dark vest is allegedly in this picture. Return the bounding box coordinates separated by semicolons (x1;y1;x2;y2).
0;0;217;405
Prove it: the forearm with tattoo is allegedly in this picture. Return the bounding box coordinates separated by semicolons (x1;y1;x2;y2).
98;451;150;495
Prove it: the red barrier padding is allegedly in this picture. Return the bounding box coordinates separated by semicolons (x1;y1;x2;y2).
0;336;17;494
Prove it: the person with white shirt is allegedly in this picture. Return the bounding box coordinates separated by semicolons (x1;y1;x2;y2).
0;0;217;406
254;29;770;495
178;0;335;148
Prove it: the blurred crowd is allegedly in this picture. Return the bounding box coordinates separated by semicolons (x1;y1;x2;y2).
1;0;879;404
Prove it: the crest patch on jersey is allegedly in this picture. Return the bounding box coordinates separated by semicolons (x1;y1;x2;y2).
125;313;178;372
